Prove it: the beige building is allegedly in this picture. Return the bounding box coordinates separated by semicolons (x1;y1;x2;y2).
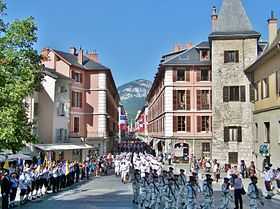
210;0;265;165
245;14;280;171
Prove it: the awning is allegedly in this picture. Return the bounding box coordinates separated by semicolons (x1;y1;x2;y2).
34;143;94;151
8;154;32;161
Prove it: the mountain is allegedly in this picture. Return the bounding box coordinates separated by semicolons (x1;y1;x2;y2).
118;79;152;123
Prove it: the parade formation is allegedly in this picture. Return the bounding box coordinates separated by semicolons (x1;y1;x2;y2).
113;152;268;209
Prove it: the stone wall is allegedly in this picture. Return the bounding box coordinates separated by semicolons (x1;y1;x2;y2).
211;38;258;165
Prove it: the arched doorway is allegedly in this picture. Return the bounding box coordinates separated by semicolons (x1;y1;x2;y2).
174;143;189;163
157;141;164;153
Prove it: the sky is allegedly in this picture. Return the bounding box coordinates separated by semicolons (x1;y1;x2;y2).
4;0;279;86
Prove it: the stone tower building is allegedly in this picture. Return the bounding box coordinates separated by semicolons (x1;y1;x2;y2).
210;0;261;164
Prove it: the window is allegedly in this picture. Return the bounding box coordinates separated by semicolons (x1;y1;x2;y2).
177;70;185;81
224;126;242;142
202;143;210;153
261;78;269;99
173;116;191;132
173;90;191;110
197;90;211;110
56;129;67;142
34;102;39;117
276;71;280;96
197;116;211;132
197;68;211;82
228;152;238;164
57;103;66;116
174;68;190;82
72;91;82;108
73;117;80;133
200;50;209;61
72;71;82;83
223;86;246;102
224;50;239;63
201;69;210;81
178;116;186;132
264;122;270;143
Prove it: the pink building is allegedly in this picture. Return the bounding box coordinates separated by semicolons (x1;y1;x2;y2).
41;47;120;154
147;42;212;162
135;105;148;139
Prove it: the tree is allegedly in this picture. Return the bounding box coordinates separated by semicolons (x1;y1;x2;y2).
0;0;42;152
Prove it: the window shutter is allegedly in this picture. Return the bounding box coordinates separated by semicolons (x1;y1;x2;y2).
186;116;191;132
261;81;264;99
173;116;178;132
173;70;177;82
250;84;255;102
173;90;177;110
186;90;191;110
71;91;75;107
197;116;202;132
197;90;201;110
277;71;280;96
223;87;229;102
237;127;242;142
197;70;201;81
224;127;229;142
236;51;239;63
240;86;246;102
185;70;190;81
79;92;82;107
80;73;83;83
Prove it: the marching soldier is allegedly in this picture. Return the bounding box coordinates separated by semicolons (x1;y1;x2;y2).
163;178;177;209
132;169;141;205
150;175;161;209
178;169;187;189
219;177;232;209
202;174;214;209
247;176;264;209
182;175;198;209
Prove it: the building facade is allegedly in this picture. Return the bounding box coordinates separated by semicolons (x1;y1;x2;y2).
41;47;120;155
210;0;263;165
135;105;148;141
147;42;212;161
245;15;280;171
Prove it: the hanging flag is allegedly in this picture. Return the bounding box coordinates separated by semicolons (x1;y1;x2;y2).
3;160;9;170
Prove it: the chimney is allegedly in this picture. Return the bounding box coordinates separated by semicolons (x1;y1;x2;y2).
78;48;83;65
69;47;77;55
268;11;278;46
211;6;218;32
173;42;192;52
87;51;99;63
186;42;193;49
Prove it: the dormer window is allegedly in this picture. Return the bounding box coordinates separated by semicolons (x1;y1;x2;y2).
200;49;209;61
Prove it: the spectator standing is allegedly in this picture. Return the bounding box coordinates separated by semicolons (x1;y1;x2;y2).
213;163;220;182
1;170;11;209
240;160;247;178
232;173;244;209
248;161;256;177
263;165;274;199
276;168;280;194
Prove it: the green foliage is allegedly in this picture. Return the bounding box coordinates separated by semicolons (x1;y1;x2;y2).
0;0;42;152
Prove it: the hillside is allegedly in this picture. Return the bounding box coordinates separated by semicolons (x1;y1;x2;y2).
118;79;152;123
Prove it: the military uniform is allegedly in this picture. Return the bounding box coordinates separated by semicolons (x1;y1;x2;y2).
247;176;264;209
202;175;214;209
163;179;177;209
219;178;232;209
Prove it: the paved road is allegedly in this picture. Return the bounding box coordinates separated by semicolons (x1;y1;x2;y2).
20;175;280;209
